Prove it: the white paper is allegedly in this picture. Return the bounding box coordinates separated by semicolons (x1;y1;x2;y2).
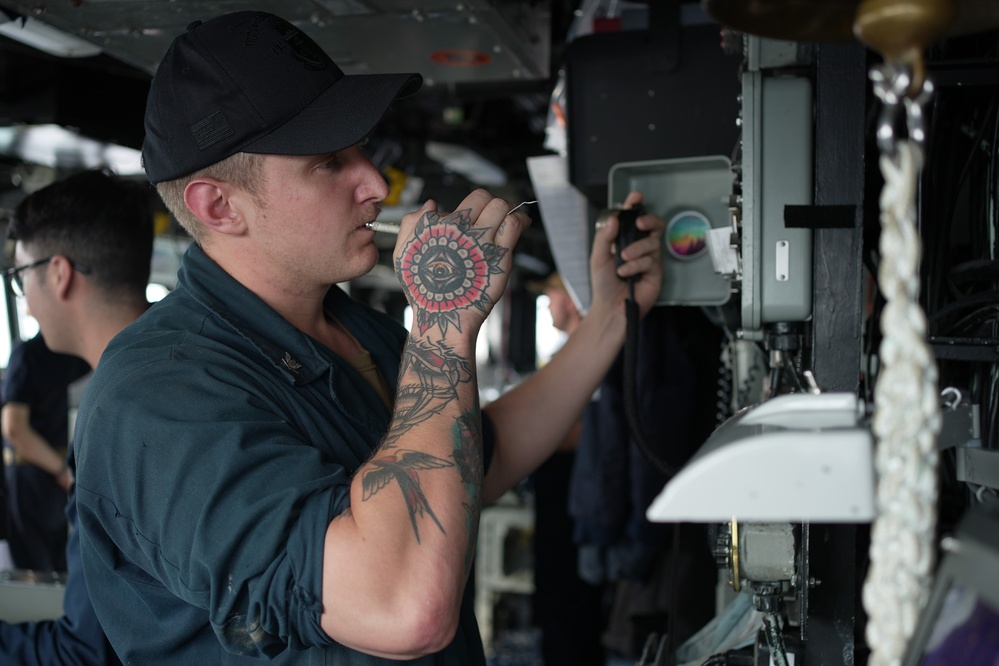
525;154;592;313
705;226;740;277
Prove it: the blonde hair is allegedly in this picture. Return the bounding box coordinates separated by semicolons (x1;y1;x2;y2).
155;152;265;245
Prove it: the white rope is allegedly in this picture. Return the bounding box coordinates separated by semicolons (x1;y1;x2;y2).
862;138;941;666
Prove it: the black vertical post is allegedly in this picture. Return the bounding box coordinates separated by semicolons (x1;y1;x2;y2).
806;42;871;666
810;42;868;395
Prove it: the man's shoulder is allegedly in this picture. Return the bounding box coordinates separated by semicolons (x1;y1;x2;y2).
7;334;43;363
1;335;75;397
89;296;284;407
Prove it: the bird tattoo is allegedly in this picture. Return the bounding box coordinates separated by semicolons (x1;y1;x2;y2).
362;449;454;543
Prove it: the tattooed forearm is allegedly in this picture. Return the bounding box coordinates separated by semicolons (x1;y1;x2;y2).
372;336;481;543
360;409;483;546
452;409;484;573
371;204;499;545
385;337;474;446
397;207;508;336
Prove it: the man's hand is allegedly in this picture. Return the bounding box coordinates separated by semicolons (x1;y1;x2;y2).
394;189;531;340
56;465;73;491
589;190;665;319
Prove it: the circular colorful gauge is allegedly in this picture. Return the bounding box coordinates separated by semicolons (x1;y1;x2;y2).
665;210;711;260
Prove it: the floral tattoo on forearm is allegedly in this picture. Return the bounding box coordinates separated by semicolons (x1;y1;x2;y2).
360;207;502;547
383;337;472;446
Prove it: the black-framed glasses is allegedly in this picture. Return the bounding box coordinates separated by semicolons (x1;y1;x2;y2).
3;256;92;297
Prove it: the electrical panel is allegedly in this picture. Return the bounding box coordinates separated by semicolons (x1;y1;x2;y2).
739;40;814;339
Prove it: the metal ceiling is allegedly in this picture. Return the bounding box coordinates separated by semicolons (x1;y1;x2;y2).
0;0;569;275
0;0;552;86
0;0;566;192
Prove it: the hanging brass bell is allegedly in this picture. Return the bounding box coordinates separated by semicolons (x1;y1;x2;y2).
701;0;998;43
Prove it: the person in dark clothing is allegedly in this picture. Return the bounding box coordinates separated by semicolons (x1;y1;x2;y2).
530;272;605;665
0;167;154;665
0;429;4;545
2;332;90;572
570;307;721;659
0;429;6;568
72;11;666;664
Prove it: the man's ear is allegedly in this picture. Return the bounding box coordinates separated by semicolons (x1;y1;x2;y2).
47;255;77;301
184;180;246;236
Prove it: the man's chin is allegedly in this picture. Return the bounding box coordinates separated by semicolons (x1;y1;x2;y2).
344;248;382;283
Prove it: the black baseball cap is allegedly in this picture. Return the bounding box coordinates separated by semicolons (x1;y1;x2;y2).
142;11;422;184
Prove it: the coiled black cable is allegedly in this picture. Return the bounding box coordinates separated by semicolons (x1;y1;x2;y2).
623;282;679;479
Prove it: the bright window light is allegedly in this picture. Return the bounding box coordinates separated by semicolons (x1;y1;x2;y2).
0;125;144;176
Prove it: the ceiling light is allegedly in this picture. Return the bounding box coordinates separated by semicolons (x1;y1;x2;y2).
426;141;507;187
0;15;101;58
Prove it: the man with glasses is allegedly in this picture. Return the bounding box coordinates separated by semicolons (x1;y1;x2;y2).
6;257;92;298
0;167;154;665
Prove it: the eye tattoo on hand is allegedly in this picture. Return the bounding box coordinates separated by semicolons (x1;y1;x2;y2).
398;208;507;336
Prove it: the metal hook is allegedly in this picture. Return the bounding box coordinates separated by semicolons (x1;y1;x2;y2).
904;76;934;145
870;62;933;155
871;63;909;155
940;386;963;410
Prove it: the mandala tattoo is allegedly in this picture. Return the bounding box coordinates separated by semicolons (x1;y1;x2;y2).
362;449;454;544
398;208;508;336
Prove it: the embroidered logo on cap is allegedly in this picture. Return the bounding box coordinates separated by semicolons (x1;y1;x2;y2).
278;24;328;71
248;15;328;72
